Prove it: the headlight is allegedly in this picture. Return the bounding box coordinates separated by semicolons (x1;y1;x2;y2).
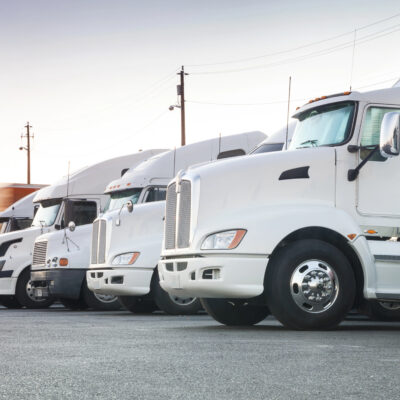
201;230;246;250
112;252;140;265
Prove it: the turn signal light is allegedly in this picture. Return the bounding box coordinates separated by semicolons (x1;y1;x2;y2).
347;234;357;240
365;229;377;235
228;230;247;249
59;258;68;266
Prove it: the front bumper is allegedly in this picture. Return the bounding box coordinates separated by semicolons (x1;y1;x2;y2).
86;267;153;296
158;254;268;298
30;269;86;299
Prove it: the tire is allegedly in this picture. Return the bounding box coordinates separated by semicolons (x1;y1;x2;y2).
360;300;400;321
82;280;122;311
15;269;54;309
201;298;269;326
153;277;202;315
266;239;356;330
0;296;22;309
59;297;88;311
118;296;158;314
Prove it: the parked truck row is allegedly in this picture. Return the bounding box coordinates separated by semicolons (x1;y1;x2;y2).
2;85;399;330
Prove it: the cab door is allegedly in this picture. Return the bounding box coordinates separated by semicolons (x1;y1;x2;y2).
357;105;400;218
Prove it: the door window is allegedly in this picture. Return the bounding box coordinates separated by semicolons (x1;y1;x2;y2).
144;187;167;203
360;106;400;161
71;201;97;226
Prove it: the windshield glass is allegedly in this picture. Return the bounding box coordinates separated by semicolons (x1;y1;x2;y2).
0;219;9;234
105;188;142;212
32;200;61;227
251;142;284;154
290;101;355;149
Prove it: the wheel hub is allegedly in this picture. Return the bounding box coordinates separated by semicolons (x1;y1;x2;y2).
26;280;47;303
290;260;339;313
93;293;118;303
168;294;197;306
379;301;400;311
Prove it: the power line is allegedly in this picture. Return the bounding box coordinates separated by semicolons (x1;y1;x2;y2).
186;98;306;106
187;12;400;68
190;23;400;75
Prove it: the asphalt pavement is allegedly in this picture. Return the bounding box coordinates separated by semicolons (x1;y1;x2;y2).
0;306;399;400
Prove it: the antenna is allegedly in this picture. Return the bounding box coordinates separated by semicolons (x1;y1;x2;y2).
285;76;292;150
349;29;357;91
66;161;71;198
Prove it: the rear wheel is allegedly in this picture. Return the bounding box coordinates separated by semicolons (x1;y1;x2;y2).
361;300;400;321
59;297;88;311
266;239;356;330
118;296;157;314
82;281;122;311
0;296;22;309
16;269;54;309
153;277;202;315
201;298;269;326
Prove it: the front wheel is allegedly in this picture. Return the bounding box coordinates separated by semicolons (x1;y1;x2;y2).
118;296;158;314
201;298;269;326
153;277;202;315
360;300;400;321
82;281;122;311
266;239;356;330
0;296;22;309
16;269;54;309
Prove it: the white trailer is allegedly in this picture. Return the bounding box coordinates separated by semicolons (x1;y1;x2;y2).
0;192;39;234
0;150;163;310
86;132;266;314
159;87;400;329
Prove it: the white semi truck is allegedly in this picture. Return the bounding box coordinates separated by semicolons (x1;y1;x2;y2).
86;132;266;314
0;192;39;234
159;87;400;329
29;150;165;311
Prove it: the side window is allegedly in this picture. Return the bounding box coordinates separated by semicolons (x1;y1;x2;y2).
360;107;400;161
13;218;32;231
71;201;97;226
217;149;246;159
144;187;167;203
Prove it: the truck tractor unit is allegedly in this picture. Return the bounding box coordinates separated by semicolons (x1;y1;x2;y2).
30;150;165;311
86;132;266;315
159;87;400;329
0;192;40;235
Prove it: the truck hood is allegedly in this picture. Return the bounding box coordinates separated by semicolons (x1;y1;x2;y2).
186;147;336;232
0;226;43;244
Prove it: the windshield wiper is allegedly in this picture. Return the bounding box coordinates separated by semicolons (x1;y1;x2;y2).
297;139;318;148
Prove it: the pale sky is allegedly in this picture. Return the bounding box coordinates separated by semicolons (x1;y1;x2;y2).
1;0;400;184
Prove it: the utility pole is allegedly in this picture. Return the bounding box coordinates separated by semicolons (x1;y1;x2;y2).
170;66;188;146
178;66;187;146
19;122;34;184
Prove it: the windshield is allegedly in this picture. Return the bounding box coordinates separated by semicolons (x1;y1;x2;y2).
0;219;9;234
105;188;142;212
290;101;355;149
32;200;61;227
251;142;284;154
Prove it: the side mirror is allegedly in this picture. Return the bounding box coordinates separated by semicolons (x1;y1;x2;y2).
380;112;400;158
68;221;76;232
64;199;74;226
126;200;134;213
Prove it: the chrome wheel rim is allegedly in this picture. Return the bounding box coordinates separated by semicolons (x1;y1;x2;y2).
290;259;339;314
93;293;118;303
168;294;197;306
379;301;400;311
26;280;47;303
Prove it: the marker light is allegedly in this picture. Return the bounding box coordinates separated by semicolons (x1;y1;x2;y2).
347;234;356;240
59;258;68;266
112;252;140;265
201;230;247;250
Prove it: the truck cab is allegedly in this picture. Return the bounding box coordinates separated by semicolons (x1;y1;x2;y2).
86;132;266;314
30;150;165;311
0;192;39;235
158;87;400;329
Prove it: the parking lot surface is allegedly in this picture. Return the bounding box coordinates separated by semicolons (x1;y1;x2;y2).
0;306;399;400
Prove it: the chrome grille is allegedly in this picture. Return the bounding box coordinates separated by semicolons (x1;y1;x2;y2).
165;183;177;249
91;219;106;264
177;180;191;248
32;241;48;267
91;220;99;264
98;220;107;264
